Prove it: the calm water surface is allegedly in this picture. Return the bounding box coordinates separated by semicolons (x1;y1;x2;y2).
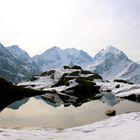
0;93;140;129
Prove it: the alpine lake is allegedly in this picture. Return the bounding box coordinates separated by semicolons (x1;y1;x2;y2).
0;91;140;129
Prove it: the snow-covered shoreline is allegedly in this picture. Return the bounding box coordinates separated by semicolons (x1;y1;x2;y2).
0;112;140;140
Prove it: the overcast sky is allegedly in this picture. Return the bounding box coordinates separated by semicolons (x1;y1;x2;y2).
0;0;140;61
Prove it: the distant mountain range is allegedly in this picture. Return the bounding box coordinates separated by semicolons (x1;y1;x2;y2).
32;46;93;71
0;43;140;84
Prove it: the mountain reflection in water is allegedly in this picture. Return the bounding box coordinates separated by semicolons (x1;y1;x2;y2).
0;91;140;129
8;91;101;110
5;91;140;110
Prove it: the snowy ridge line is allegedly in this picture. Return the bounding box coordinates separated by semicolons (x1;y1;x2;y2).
1;43;140;84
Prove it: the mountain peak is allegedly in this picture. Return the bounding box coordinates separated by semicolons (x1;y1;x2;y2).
0;43;6;49
87;46;132;81
93;45;129;62
33;47;93;71
8;45;25;52
51;46;60;50
7;45;30;60
105;46;119;52
9;45;19;49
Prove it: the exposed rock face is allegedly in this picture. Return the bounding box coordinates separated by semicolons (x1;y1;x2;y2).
51;68;101;96
63;77;100;97
51;69;101;97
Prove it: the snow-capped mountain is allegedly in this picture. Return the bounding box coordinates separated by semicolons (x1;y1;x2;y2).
7;45;41;76
86;46;140;84
33;46;93;71
0;43;40;83
1;43;140;84
87;46;131;79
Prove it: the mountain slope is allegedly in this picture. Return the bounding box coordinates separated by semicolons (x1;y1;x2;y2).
0;43;40;83
7;45;41;77
87;46;131;79
33;46;93;71
116;62;140;84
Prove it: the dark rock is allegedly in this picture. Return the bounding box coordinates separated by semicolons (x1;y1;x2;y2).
114;79;133;84
45;89;57;94
31;84;36;87
41;70;55;76
66;77;100;96
52;73;69;87
69;71;80;76
63;65;70;69
50;74;55;79
106;89;112;92
30;76;38;81
76;77;94;85
81;70;93;74
63;65;82;70
115;84;120;88
71;65;82;70
52;71;80;87
86;74;102;80
123;94;140;103
105;110;116;116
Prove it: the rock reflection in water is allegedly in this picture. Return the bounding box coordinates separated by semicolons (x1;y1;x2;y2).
123;94;140;103
1;91;140;128
41;91;101;108
7;98;29;109
101;92;121;106
5;91;101;111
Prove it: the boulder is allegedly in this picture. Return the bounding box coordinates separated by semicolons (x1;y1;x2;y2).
105;110;116;116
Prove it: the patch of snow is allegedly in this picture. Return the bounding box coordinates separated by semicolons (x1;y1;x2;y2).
116;88;140;97
18;69;80;90
96;80;140;98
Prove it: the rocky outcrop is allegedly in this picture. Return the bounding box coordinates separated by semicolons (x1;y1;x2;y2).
0;78;46;111
64;77;100;97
